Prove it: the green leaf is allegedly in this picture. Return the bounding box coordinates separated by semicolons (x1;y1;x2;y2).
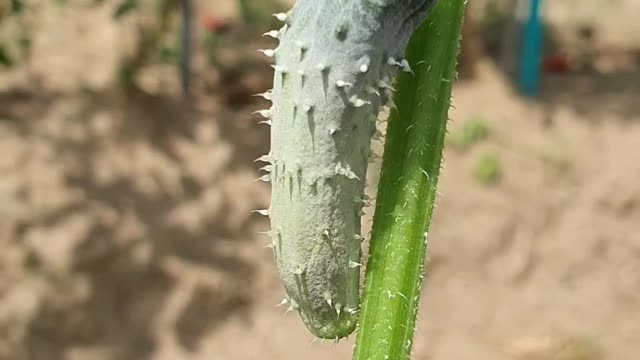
473;153;501;185
0;46;13;67
158;46;178;64
448;116;491;151
113;0;137;20
10;0;24;15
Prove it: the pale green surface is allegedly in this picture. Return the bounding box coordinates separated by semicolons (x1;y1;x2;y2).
266;0;435;339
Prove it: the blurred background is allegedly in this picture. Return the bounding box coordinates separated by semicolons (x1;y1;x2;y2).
0;0;639;359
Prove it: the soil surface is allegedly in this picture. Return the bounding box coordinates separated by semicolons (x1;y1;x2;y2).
0;1;638;359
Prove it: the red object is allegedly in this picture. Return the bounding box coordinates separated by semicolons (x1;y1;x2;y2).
202;14;227;33
543;54;571;73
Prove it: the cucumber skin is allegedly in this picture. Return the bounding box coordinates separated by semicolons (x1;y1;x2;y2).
264;0;436;339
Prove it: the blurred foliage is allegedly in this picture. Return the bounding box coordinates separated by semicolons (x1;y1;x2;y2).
448;116;491;151
113;0;138;19
476;0;514;59
237;0;275;30
10;0;24;14
0;46;12;67
0;0;30;68
0;0;283;93
481;0;508;29
473;153;501;185
116;0;177;91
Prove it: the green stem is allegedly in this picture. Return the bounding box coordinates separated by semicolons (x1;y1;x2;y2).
353;1;465;359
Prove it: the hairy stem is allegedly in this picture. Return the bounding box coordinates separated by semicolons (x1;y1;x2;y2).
353;1;465;359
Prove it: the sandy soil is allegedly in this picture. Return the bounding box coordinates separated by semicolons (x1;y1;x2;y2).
1;1;639;359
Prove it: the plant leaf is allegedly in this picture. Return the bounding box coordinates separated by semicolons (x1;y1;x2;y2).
113;0;137;20
0;46;13;67
10;0;24;15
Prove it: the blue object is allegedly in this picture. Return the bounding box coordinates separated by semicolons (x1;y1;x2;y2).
519;0;543;97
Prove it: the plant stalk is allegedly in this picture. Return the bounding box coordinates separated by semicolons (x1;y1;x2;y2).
353;1;465;359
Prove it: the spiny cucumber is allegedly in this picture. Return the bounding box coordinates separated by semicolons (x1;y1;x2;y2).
256;0;437;339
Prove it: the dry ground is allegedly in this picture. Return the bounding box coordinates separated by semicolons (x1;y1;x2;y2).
0;1;639;359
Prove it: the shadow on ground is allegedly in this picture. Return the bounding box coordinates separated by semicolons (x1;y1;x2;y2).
0;86;270;359
541;69;640;124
